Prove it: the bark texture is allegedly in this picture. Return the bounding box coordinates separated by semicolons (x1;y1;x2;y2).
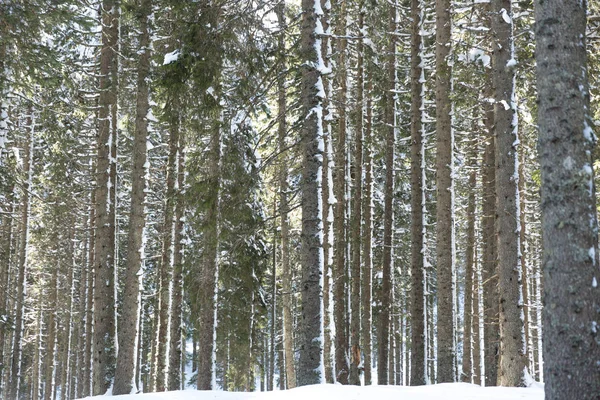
491;0;527;386
113;2;150;392
536;0;600;397
435;0;455;383
93;0;119;394
297;0;325;386
410;0;426;385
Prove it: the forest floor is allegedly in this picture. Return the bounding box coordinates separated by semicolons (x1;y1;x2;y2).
86;382;544;400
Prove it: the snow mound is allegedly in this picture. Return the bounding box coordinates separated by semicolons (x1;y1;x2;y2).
80;382;543;400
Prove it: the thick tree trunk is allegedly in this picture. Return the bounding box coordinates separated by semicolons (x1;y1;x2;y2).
297;0;325;386
156;69;180;395
410;0;426;385
491;0;527;386
333;0;349;386
378;2;396;385
113;2;150;393
536;0;600;396
434;0;455;383
93;1;119;394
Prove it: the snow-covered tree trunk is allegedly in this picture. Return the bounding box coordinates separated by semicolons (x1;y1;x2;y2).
378;1;397;385
297;0;325;385
93;1;119;393
536;0;600;396
83;184;96;397
9;111;34;400
410;0;426;385
113;2;151;393
491;0;527;386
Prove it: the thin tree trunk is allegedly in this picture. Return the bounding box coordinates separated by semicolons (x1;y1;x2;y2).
44;267;58;400
9;111;34;400
481;79;499;387
378;1;396;385
333;0;349;385
113;2;150;392
269;201;277;391
276;2;297;388
297;0;325;385
518;148;532;372
0;184;14;396
410;0;426;385
536;0;600;396
361;69;373;386
473;249;482;386
492;0;527;386
349;6;364;385
168;133;185;391
93;1;119;393
196;117;222;391
461;144;477;383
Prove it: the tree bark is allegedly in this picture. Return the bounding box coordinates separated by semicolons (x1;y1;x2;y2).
348;6;364;386
297;0;325;386
333;0;349;386
113;1;150;393
93;1;119;393
435;0;455;382
9;112;34;400
482;79;499;387
491;0;527;386
461;144;477;383
410;0;426;385
43;267;58;400
536;0;600;396
196;120;222;390
361;69;373;387
378;2;396;385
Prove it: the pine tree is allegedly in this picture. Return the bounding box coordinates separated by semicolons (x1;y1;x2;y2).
536;0;600;396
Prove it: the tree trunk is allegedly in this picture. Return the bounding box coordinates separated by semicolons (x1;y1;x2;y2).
461;144;477;383
361;68;373;387
481;79;499;387
536;0;600;396
297;0;325;386
491;0;527;386
196;117;222;391
168;131;185;391
435;0;455;382
44;267;58;400
113;1;150;393
9;112;34;400
349;6;364;386
410;0;426;385
333;0;349;386
93;1;119;393
378;2;396;385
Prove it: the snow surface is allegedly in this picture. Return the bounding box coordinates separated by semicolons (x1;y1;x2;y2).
80;383;543;400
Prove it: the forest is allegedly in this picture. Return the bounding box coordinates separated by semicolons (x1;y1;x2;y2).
0;0;598;399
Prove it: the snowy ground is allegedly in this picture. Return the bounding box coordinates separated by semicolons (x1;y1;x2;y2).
84;382;544;400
